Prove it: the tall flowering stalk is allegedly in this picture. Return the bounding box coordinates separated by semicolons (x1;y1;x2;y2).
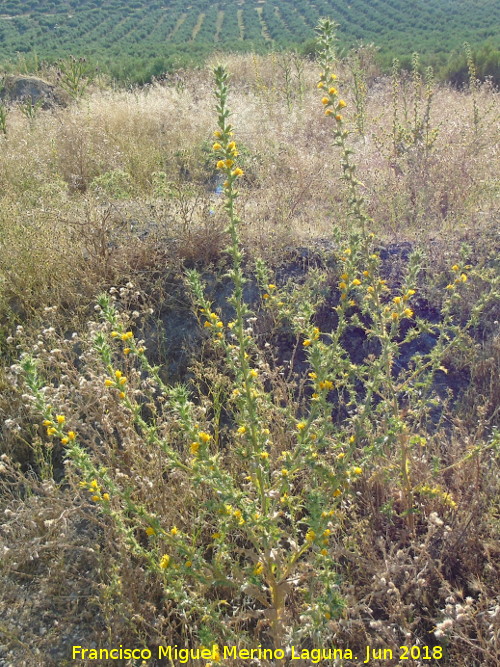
316;18;370;236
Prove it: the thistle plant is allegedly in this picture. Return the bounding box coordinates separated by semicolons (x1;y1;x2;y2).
56;55;95;101
0;102;7;136
11;22;499;661
464;42;480;138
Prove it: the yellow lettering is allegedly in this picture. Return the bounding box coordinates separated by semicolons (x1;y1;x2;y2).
72;647;83;659
224;646;237;659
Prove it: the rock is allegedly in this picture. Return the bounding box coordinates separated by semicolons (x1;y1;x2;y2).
0;75;68;109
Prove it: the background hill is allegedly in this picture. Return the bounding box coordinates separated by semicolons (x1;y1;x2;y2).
0;0;499;81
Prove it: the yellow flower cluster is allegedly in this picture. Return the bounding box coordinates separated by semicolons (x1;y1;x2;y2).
201;309;225;339
80;478;110;503
43;416;77;444
213;130;244;180
446;264;469;290
388;290;416;320
318;72;346;121
104;369;128;399
159;554;170;569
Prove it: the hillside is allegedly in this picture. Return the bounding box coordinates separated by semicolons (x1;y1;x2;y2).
0;0;499;80
0;18;499;664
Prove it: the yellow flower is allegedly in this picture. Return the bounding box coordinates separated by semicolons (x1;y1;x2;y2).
330;73;338;80
118;376;127;385
337;99;347;108
42;419;53;426
102;493;110;501
237;426;247;434
215;321;223;328
337;452;345;459
224;159;234;168
185;560;192;568
319;380;333;390
159;554;170;569
199;432;211;443
267;284;276;290
90;480;99;490
204;321;212;328
111;331;119;338
212;142;222;150
352;467;362;475
115;370;122;379
91;495;100;502
305;529;316;543
351;279;361;286
171;526;179;536
407;289;416;296
335;113;343;122
104;379;113;386
341;273;349;280
339;281;347;290
123;348;131;355
119;391;126;399
320;548;328;556
249;369;258;378
61;437;69;445
121;331;133;341
145;526;156;536
216;160;225;169
460;273;467;282
303;339;311;347
451;264;459;272
328;87;338;95
231;167;244;177
317;82;325;88
190;441;200;455
446;284;455;290
281;468;289;477
391;312;399;320
260;451;269;459
214;130;222;138
308;372;317;379
321;97;330;105
325;109;334;116
297;421;307;430
56;415;65;424
333;489;342;497
393;296;402;304
47;427;57;436
227;141;236;150
403;308;414;318
254;562;264;575
211;533;221;540
363;270;370;277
